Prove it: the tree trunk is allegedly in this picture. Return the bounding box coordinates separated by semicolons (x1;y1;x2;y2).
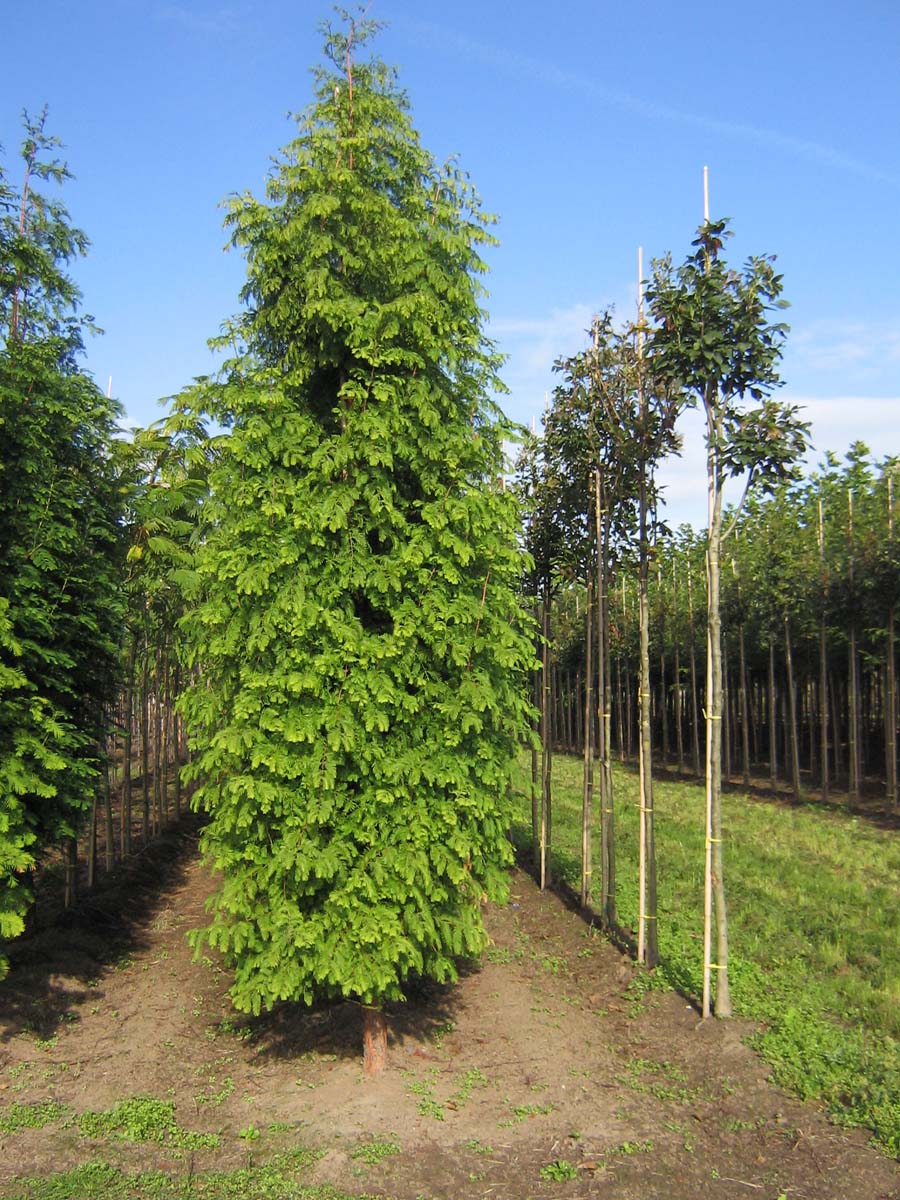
768;636;778;791
637;481;658;967
887;606;897;811
141;638;150;843
849;619;860;804
362;1006;388;1075
687;562;702;778
819;615;829;802
784;616;802;802
702;402;731;1020
103;750;115;871
596;470;615;928
738;625;750;786
581;577;594;907
122;635;137;858
530;617;541;865
64;838;78;910
540;584;552;890
87;793;98;890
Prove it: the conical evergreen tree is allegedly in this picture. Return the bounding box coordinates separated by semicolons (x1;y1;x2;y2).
181;14;532;1064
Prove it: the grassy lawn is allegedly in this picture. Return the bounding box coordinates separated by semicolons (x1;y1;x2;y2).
511;753;900;1156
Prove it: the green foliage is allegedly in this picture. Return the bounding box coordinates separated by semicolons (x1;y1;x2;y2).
179;15;532;1015
646;218;808;505
0;109;125;966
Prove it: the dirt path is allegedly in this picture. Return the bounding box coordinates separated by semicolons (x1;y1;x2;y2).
0;823;897;1199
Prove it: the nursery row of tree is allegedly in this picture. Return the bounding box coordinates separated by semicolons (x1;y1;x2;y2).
538;447;899;810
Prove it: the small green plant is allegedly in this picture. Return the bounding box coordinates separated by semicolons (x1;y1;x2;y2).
350;1138;401;1165
616;1139;654;1155
0;1099;68;1133
430;1020;456;1049
195;1076;235;1107
485;945;512;965
500;1101;554;1126
465;1138;494;1155
540;1159;578;1181
239;1124;260;1141
78;1096;219;1149
541;954;566;976
451;1067;488;1107
217;1017;253;1042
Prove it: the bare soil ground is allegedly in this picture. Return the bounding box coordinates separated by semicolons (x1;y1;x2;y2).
0;820;897;1200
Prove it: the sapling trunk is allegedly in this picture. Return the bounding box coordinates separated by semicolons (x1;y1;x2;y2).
362;1006;388;1075
768;637;777;791
784;616;802;801
581;576;594;908
540;585;552;890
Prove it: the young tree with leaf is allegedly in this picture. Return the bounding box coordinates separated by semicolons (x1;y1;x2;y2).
179;14;532;1071
646;215;808;1017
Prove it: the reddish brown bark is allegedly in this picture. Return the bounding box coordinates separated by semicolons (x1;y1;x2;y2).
362;1006;387;1075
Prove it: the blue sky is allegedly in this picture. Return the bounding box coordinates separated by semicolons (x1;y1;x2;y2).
3;0;898;527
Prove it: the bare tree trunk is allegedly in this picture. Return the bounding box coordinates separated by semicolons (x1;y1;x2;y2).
819;616;830;803
141;637;150;843
738;625;750;786
64;838;77;910
784;616;802;801
362;1006;387;1075
581;577;594;907
540;584;552;890
887;606;897;812
173;664;183;821
637;481;658;967
687;562;702;778
768;636;778;792
530;616;540;865
702;400;731;1020
849;620;861;804
674;635;684;774
596;471;615;929
103;750;115;871
122;635;137;858
87;794;98;890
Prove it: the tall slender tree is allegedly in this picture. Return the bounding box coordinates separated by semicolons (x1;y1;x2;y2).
647;212;808;1017
179;15;532;1071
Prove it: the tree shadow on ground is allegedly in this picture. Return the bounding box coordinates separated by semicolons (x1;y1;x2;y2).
241;963;476;1065
0;815;204;1042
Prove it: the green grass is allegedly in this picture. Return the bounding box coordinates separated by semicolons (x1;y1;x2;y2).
0;1100;70;1133
1;1153;353;1200
78;1096;219;1150
512;754;900;1156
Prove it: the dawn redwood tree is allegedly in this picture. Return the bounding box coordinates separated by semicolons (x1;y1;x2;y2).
647;216;808;1017
179;15;532;1071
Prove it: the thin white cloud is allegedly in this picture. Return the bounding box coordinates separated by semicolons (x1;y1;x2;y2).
790;320;900;373
403;20;899;190
490;301;604;424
